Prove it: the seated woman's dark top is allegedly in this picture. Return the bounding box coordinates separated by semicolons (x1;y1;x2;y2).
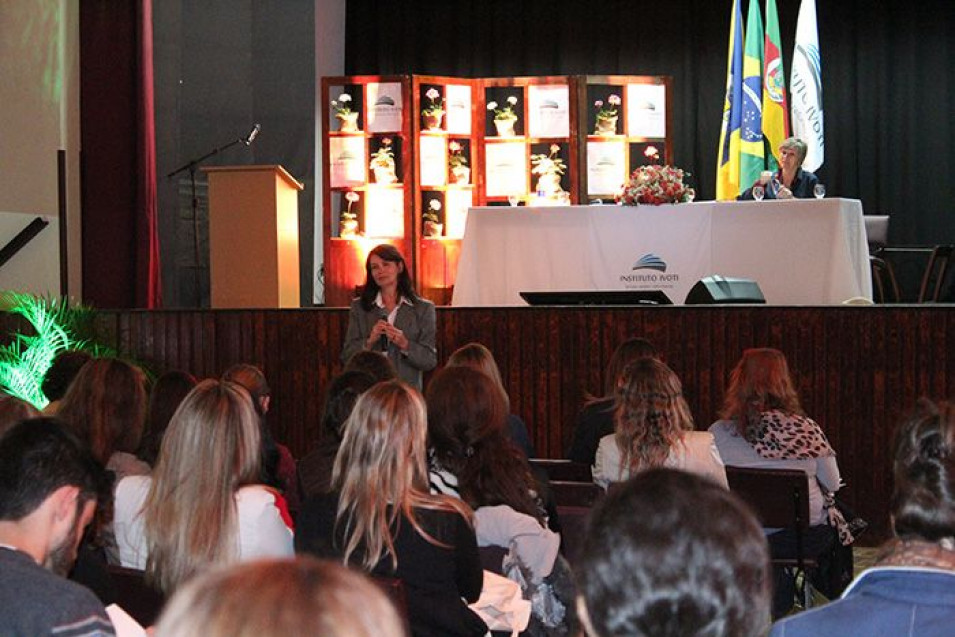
737;167;820;200
296;492;487;637
567;398;615;466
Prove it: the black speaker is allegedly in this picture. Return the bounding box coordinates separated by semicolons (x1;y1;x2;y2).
684;276;766;304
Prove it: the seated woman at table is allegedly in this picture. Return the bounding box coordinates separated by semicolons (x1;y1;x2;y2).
593;358;727;490
341;243;436;390
738;137;820;200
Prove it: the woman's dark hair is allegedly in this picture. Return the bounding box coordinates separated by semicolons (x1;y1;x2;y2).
591;337;659;401
343;350;398;383
139;371;198;466
426;366;542;523
221;363;280;490
358;244;418;311
892;399;955;541
321;371;377;442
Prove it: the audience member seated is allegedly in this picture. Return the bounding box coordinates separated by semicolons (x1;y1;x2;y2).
223;363;301;513
593;358;727;489
297;370;376;499
343;349;398;383
568;337;658;466
114;379;294;593
577;468;771;637
770;399;955;637
446;342;535;458
155;557;406;637
40;350;92;415
0;419;116;636
137;370;197;466
709;348;844;617
296;380;487;637
0;394;40;438
58;357;150;480
426;366;573;634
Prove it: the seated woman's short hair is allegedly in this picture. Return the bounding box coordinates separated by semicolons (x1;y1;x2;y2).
155;557;406;637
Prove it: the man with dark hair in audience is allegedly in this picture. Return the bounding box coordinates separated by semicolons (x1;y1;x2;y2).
41;350;92;415
0;418;115;636
577;468;771;637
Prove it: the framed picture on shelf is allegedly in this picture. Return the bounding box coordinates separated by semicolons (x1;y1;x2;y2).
419;136;447;186
527;84;570;138
366;82;403;132
329;137;366;187
364;187;405;238
445;84;472;135
587;140;627;196
485;142;527;197
445;189;473;239
626;83;666;138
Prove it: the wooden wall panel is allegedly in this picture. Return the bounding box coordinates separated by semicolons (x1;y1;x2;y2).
82;305;955;542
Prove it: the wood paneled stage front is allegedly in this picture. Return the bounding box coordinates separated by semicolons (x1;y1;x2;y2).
91;305;954;542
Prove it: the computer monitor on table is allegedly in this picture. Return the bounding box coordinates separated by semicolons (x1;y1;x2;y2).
519;290;673;306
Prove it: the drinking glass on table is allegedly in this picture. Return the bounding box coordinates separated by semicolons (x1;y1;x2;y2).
508;194;520;207
753;185;765;202
814;184;826;199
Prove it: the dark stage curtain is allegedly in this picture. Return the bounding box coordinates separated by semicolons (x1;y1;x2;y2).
80;0;162;309
345;0;955;246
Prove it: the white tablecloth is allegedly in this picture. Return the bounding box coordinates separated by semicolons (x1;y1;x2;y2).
451;199;872;306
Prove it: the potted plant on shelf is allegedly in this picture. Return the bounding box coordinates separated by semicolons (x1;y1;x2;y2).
331;93;358;132
487;95;519;137
594;94;621;136
530;144;567;201
421;87;445;131
448;141;470;185
369;138;397;184
423;199;443;238
340;191;360;238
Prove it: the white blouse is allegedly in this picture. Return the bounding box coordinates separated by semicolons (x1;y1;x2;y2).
113;475;294;570
592;431;729;490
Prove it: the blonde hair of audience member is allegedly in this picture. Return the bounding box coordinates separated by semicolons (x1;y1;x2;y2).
719;348;804;438
614;358;694;472
57;357;148;465
142;379;261;592
0;394;40;438
155;557;406;637
332;380;471;571
446;342;511;409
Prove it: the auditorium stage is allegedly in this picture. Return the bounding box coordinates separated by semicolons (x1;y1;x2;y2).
91;304;955;542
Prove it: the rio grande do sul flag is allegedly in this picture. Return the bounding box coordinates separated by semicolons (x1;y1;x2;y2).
740;0;765;192
716;0;744;200
790;0;823;171
762;0;790;171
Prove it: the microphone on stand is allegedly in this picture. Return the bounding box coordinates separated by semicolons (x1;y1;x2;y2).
243;123;261;146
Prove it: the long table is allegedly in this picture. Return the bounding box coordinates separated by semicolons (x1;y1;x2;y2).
451;199;872;306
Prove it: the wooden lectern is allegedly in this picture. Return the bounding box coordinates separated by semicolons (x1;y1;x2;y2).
202;165;303;308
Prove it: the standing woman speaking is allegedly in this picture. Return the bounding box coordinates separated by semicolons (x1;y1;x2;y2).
342;244;436;389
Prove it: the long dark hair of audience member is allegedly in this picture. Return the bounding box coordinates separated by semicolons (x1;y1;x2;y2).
40;350;92;413
427;366;547;527
343;349;398;383
221;364;283;491
138;370;197;466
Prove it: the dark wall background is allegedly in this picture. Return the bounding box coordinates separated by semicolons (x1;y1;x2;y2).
345;0;955;246
153;0;315;307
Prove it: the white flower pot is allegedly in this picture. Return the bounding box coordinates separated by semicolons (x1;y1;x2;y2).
451;166;471;185
372;166;397;184
494;118;517;137
337;112;359;132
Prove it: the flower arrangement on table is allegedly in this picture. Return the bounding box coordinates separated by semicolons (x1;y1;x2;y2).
487;96;519;136
369;138;396;183
594;94;621;135
448;141;470;184
330;93;358;132
422;199;443;237
421;88;445;130
340;191;360;238
530;144;567;200
616;146;695;205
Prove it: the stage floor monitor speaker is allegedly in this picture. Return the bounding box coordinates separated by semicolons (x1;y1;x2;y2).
684;276;766;305
520;290;673;306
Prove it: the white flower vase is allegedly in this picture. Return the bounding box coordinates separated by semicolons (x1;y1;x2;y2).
536;173;561;196
337;112;359;132
595;115;617;136
373;166;397;184
423;112;444;131
494;117;517;137
340;217;358;238
451;166;471;185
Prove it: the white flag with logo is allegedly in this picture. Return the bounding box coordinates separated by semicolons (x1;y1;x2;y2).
790;0;823;171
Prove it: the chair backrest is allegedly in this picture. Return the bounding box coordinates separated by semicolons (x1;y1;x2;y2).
549;480;603;508
528;458;592;483
105;565;166;627
918;245;953;303
725;466;811;533
549;480;604;566
864;215;890;251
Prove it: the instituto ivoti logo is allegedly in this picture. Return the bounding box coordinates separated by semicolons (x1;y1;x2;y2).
620;253;679;287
